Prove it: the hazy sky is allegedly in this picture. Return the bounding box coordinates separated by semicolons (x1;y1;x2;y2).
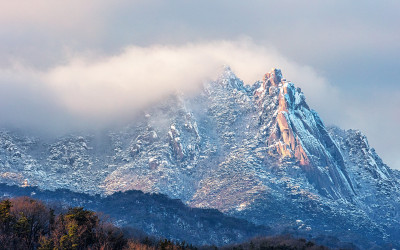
0;1;399;169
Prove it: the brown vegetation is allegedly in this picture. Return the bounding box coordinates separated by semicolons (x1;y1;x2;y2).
0;196;332;250
0;197;193;250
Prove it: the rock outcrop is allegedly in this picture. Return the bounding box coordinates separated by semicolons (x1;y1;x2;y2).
256;69;354;199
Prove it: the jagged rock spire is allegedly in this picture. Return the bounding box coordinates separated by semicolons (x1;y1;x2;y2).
257;68;355;199
263;68;283;87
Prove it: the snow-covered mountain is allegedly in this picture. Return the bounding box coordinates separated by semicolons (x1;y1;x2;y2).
1;67;399;248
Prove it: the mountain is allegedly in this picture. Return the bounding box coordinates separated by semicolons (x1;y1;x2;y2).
0;67;399;248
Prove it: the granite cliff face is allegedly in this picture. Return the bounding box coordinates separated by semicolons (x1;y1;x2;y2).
257;69;354;200
0;67;399;248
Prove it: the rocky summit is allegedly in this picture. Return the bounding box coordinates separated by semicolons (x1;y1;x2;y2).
1;67;399;248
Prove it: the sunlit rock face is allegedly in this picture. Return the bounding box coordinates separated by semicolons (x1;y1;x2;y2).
256;69;354;199
1;67;400;248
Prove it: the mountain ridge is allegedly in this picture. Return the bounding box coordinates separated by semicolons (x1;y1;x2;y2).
0;67;399;248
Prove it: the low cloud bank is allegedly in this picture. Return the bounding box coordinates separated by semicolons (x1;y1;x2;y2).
0;40;340;130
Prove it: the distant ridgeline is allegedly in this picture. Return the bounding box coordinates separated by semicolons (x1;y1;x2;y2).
0;184;357;249
0;183;268;247
0;195;336;250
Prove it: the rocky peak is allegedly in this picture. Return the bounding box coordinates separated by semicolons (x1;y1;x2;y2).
254;69;355;199
254;69;308;110
263;68;283;87
254;68;282;104
255;69;309;164
217;65;245;90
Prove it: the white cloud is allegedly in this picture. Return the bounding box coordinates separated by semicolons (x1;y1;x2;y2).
0;40;340;124
40;40;341;120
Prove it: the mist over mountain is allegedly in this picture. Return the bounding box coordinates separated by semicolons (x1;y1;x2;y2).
0;68;399;248
0;41;340;134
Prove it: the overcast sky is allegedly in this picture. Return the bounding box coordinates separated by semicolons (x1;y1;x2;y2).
0;0;399;169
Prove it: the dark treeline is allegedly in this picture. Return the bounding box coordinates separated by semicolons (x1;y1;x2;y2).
0;196;333;250
0;184;268;246
0;197;194;250
215;236;330;250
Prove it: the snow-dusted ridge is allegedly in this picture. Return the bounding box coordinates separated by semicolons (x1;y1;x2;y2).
1;67;399;248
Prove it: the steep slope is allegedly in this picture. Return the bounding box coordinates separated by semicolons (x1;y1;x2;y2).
257;69;355;199
328;127;400;243
0;67;399;248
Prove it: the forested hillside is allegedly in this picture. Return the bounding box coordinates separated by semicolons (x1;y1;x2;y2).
0;196;332;250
